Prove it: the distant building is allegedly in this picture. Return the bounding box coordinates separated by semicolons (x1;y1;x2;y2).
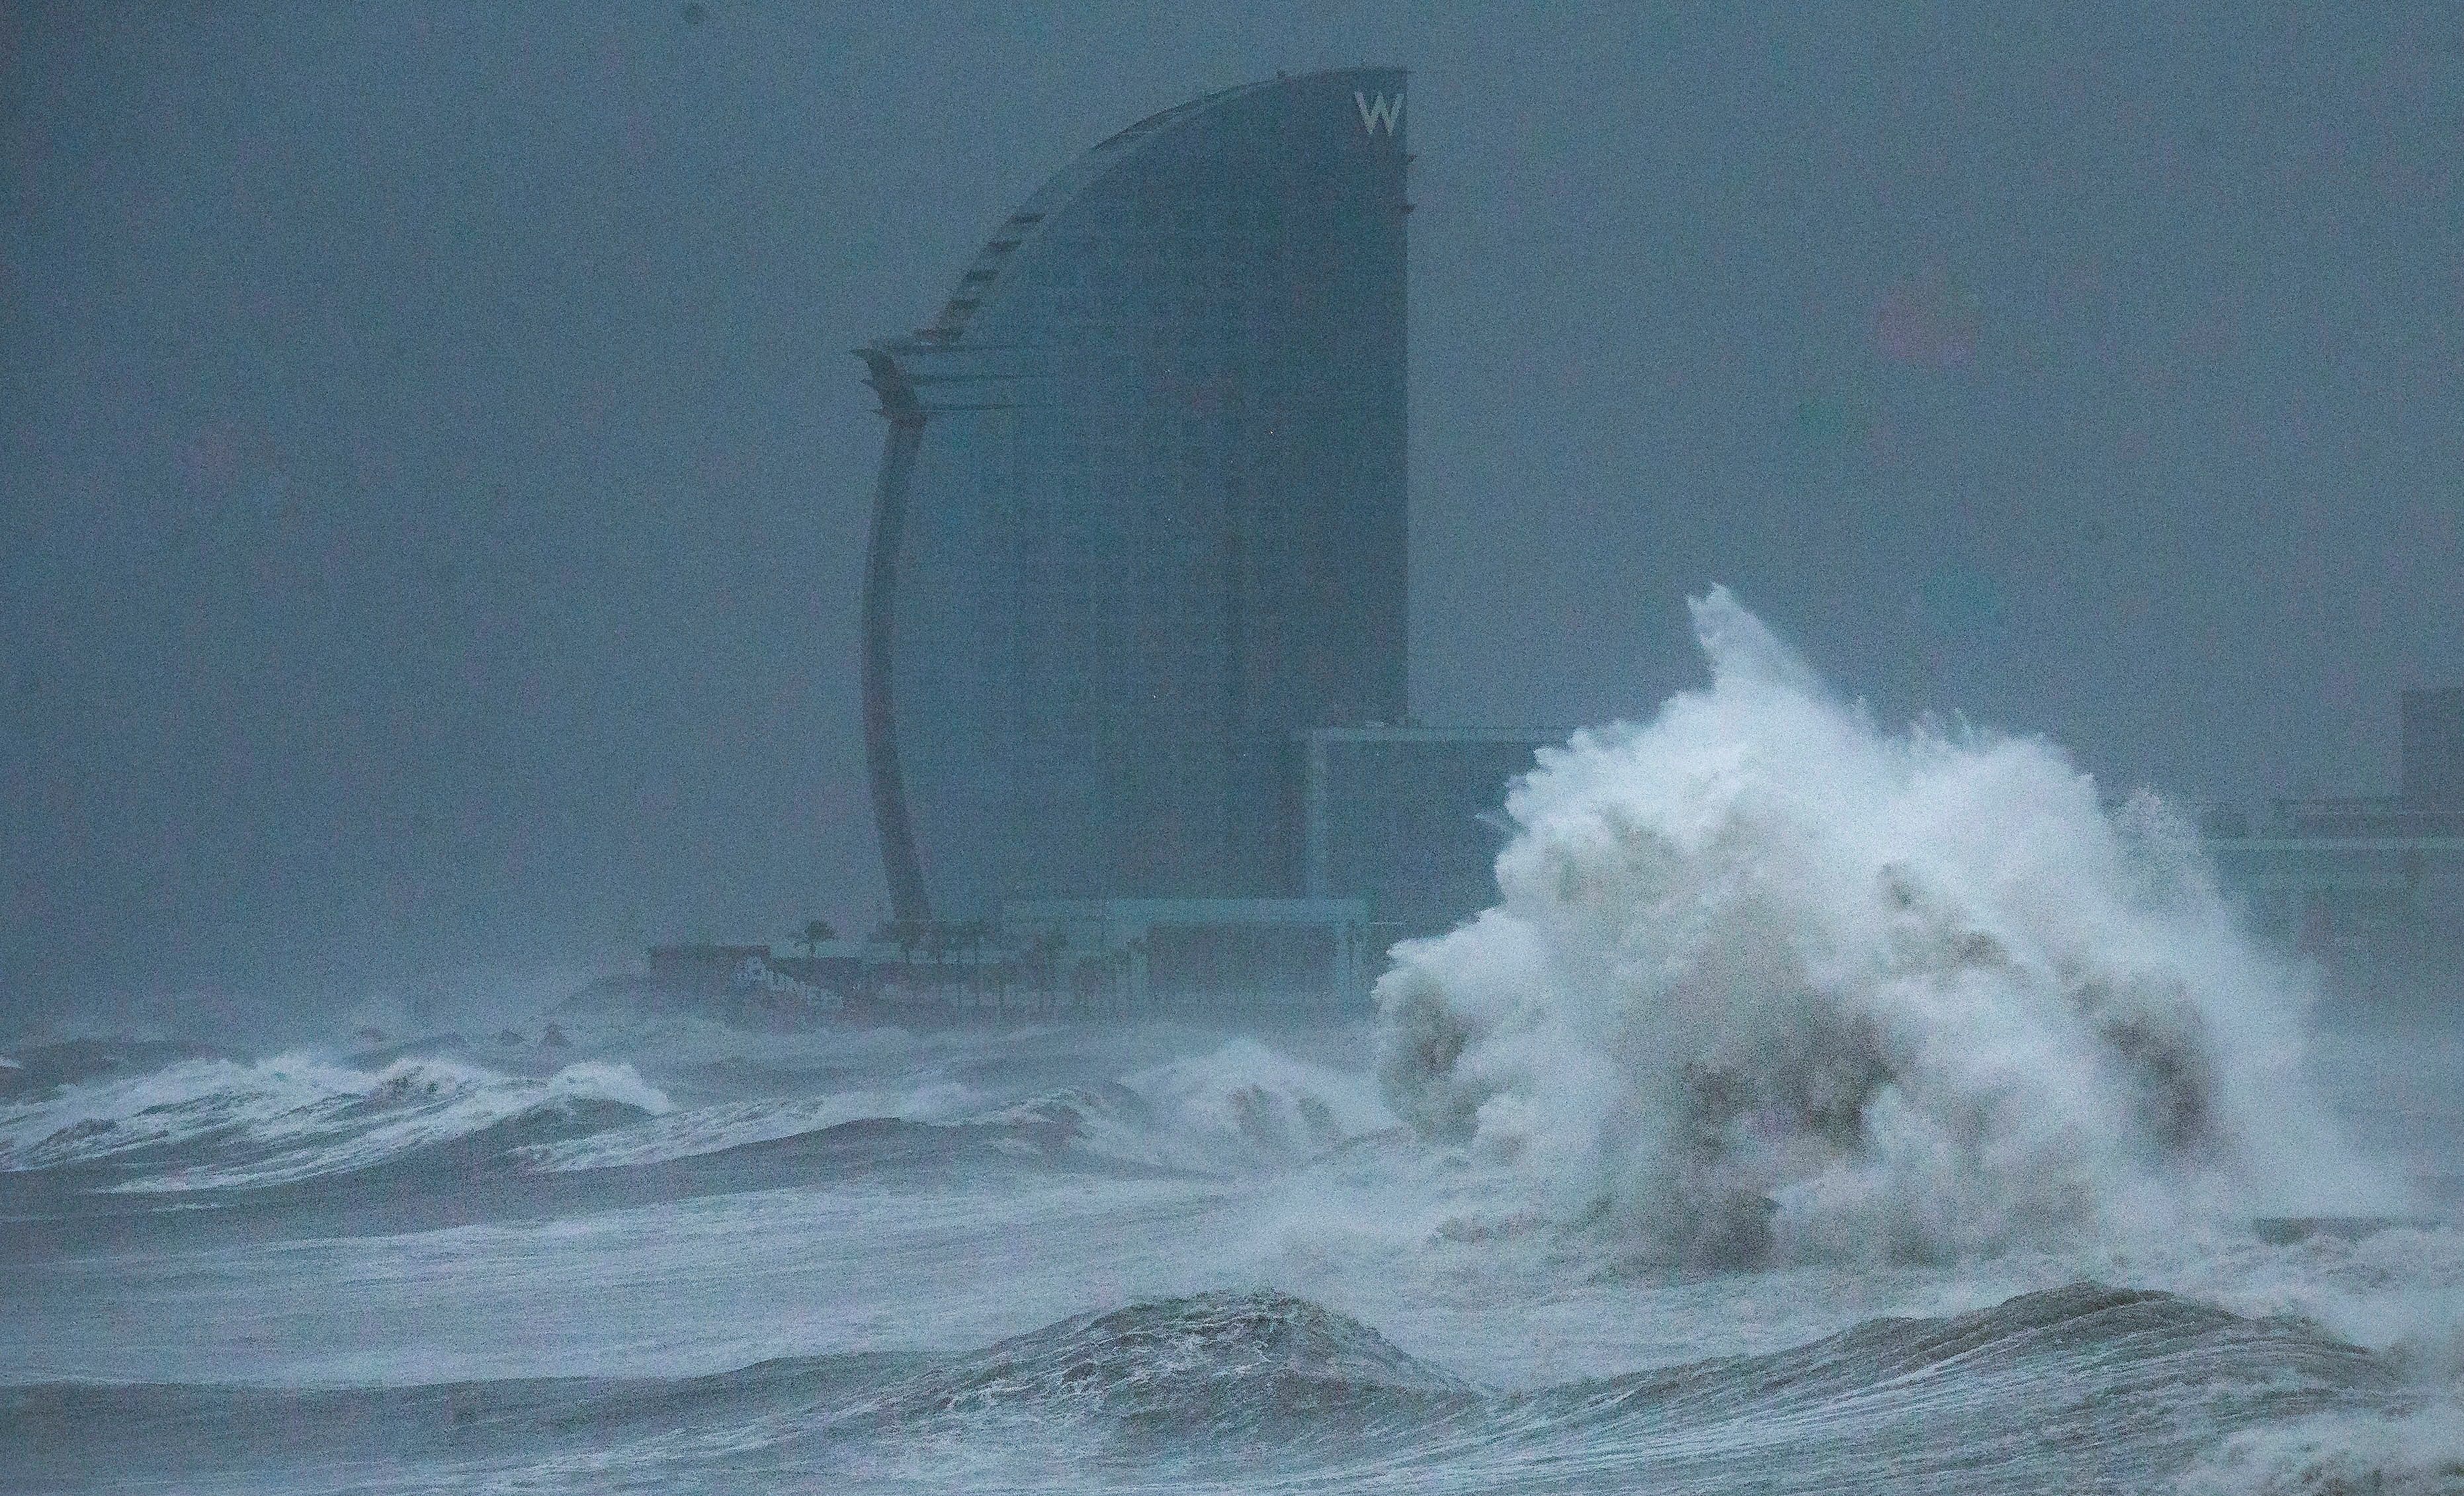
2205;689;2464;947
2402;687;2464;807
2268;687;2464;839
857;69;1410;924
1296;726;1556;942
644;943;774;993
631;944;843;1024
1001;897;1371;1012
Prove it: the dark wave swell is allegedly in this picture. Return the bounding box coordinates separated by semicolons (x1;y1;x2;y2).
2;1283;2404;1495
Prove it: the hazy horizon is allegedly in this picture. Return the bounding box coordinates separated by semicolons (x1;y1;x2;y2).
6;1;2460;1024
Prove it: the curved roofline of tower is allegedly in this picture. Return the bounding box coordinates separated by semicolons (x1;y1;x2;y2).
905;67;1406;345
852;67;1409;922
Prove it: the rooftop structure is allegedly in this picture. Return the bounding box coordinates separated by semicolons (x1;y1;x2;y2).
2403;687;2464;807
1296;726;1558;940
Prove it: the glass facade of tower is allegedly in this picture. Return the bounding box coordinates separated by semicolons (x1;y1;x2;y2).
860;69;1410;920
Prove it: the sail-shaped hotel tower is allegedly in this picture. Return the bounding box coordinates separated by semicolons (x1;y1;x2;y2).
858;69;1410;922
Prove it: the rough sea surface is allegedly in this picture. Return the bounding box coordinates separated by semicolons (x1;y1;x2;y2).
7;594;2460;1493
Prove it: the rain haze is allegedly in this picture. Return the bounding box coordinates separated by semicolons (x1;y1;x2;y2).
4;7;2463;1493
7;2;2459;1021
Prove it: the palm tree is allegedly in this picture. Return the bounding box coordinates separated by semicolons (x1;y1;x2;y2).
958;919;995;1009
794;918;836;957
1029;927;1067;1017
880;919;925;1001
1124;933;1151;1014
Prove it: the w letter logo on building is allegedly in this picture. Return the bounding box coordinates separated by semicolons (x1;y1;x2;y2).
1354;91;1403;136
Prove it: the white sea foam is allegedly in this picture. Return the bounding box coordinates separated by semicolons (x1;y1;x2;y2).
0;1051;669;1190
1082;1039;1398;1173
2175;1401;2464;1495
1375;586;2399;1265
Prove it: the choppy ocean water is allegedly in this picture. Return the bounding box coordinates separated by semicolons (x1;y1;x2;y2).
2;1012;2458;1495
9;592;2461;1492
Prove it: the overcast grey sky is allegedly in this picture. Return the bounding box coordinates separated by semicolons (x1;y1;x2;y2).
4;3;2459;1026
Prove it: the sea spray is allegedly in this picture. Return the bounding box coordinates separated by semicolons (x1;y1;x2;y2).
1375;587;2393;1264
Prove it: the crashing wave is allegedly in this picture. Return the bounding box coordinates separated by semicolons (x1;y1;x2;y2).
1375;586;2396;1266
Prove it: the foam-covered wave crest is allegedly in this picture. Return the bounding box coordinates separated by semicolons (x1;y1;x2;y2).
1377;587;2397;1266
0;1051;669;1192
504;1039;1388;1178
2177;1403;2464;1495
986;1039;1396;1174
514;1080;981;1172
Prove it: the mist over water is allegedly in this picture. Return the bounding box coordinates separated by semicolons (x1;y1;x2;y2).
1377;588;2397;1265
5;593;2460;1493
13;4;2464;1486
